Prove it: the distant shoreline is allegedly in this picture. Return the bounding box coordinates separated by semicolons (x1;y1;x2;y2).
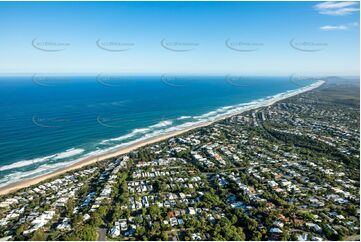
0;80;325;196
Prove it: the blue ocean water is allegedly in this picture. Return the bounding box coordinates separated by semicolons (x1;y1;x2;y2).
0;75;315;186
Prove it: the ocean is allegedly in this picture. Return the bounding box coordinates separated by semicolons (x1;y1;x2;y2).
0;75;316;187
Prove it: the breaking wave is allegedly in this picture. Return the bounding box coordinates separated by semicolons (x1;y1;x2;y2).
0;148;84;172
0;80;324;188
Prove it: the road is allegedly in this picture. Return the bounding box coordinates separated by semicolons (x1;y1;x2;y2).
97;228;107;241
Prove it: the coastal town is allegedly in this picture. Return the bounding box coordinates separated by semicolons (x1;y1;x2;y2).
0;81;359;241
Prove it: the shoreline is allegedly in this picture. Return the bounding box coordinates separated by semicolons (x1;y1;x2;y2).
0;80;325;196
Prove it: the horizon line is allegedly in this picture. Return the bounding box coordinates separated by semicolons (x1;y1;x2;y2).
0;73;359;78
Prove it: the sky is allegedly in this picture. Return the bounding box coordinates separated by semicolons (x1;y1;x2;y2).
0;1;359;76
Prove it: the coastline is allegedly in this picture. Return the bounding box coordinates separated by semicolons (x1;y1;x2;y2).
0;80;325;196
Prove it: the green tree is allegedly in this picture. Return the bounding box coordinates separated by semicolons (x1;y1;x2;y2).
49;230;61;241
14;224;26;240
81;225;97;240
251;231;262;241
149;205;161;219
66;197;75;217
30;229;46;241
161;231;168;241
90;213;103;227
136;226;146;238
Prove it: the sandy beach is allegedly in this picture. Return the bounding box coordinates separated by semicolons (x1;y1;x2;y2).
0;80;325;196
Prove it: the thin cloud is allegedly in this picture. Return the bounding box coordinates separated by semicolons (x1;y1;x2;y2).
320;22;359;31
320;25;348;30
314;1;359;16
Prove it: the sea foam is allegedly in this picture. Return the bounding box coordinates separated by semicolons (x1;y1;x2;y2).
0;80;324;188
0;148;84;172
